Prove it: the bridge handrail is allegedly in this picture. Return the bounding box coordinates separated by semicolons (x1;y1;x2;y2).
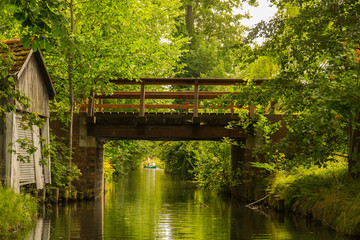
82;78;267;117
110;78;267;86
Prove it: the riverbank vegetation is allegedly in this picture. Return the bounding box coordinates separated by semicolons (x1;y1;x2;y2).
158;141;232;192
0;186;37;234
269;160;360;236
105;140;156;178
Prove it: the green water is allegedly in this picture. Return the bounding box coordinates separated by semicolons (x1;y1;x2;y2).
19;169;356;239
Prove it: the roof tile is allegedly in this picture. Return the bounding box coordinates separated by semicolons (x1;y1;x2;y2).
2;39;31;75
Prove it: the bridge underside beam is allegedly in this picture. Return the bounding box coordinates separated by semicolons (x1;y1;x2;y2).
86;112;246;140
87;124;246;141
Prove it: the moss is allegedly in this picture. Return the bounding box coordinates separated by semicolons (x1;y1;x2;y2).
269;160;360;236
0;186;37;235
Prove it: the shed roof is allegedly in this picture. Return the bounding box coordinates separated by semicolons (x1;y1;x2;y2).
2;39;55;99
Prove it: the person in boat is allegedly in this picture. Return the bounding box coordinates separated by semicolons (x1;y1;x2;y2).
151;162;156;167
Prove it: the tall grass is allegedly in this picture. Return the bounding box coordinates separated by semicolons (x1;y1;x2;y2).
270;160;360;236
0;186;37;234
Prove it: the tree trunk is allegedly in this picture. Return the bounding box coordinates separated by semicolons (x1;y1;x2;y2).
68;0;75;195
348;111;360;178
185;3;194;38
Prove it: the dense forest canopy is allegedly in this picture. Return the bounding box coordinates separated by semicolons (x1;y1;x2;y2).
242;0;360;175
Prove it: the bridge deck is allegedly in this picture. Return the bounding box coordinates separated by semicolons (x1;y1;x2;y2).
87;112;247;141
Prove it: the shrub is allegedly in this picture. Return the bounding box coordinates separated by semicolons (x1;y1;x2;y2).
0;186;37;234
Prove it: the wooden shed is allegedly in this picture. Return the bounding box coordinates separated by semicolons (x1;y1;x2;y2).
0;39;55;192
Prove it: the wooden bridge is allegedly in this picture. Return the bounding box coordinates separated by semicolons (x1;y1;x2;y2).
79;78;266;140
52;78;281;200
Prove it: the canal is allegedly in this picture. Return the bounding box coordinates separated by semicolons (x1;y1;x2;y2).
21;168;354;239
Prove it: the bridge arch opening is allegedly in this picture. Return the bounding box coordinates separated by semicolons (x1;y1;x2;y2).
51;78;272;200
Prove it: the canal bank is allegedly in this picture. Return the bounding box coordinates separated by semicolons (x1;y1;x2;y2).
264;160;360;237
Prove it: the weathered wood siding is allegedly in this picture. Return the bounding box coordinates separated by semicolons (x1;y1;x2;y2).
16;114;36;186
2;112;49;192
0;116;5;181
16;52;50;117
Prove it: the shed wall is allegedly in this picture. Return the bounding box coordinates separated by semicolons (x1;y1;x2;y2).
0;116;5;181
16;53;50;117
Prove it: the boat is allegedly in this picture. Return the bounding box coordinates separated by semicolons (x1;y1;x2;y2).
144;165;157;169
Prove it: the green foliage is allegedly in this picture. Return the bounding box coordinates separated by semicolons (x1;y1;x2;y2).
49;134;80;190
180;35;237;78
236;56;278;79
105;140;156;177
232;0;360;173
0;186;37;234
270;160;360;235
1;0;66;50
157;140;233;191
250;162;276;173
3;0;188;189
158;141;196;180
0;42;29;115
176;0;250;78
42;0;187;121
192;141;232;192
104;159;115;183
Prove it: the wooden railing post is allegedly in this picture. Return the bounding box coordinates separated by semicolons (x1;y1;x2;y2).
80;99;87;112
185;99;189;113
139;82;146;117
249;105;256;117
193;80;199;117
88;89;95;117
98;98;103;112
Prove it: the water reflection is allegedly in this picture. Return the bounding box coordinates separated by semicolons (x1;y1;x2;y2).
16;169;357;239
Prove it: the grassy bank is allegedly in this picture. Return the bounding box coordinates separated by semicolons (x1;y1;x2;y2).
0;186;37;235
269;160;360;236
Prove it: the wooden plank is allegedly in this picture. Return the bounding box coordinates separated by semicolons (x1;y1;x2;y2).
16;54;50;117
79;104;238;111
139;83;145;116
110;78;268;86
194;80;199;117
5;112;19;192
16;114;36;186
42;118;51;184
88;89;95;117
249;106;256;117
92;104;194;110
98;99;103;112
33;125;44;190
94;91;234;99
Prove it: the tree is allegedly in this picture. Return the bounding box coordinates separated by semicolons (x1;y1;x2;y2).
105;140;155;177
238;0;360;176
2;0;187;190
47;0;186;191
177;0;252;78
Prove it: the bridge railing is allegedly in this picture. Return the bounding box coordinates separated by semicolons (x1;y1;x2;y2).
80;78;267;117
